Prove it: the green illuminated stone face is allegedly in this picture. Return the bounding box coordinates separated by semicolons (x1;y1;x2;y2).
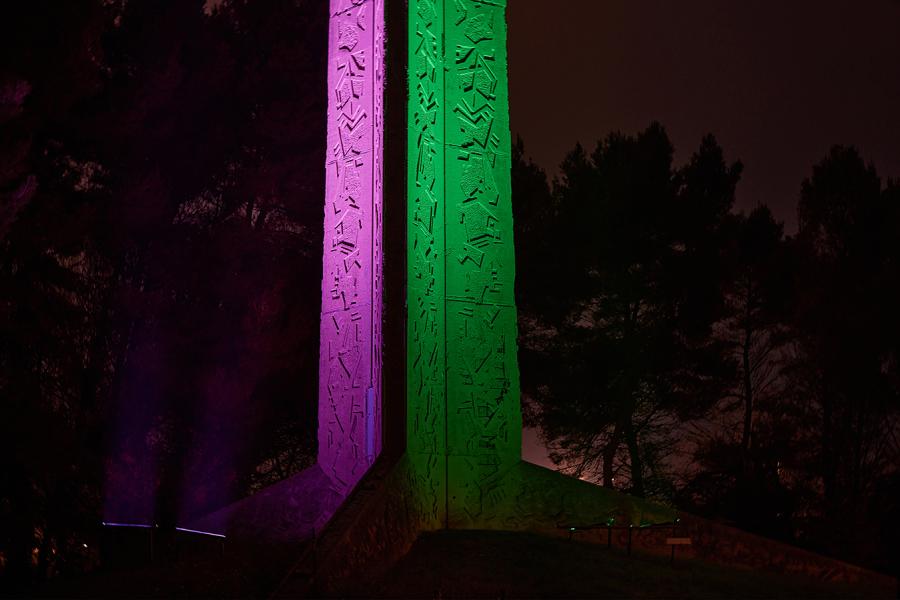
408;0;521;526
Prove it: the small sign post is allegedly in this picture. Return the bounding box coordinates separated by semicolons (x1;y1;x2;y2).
666;537;692;564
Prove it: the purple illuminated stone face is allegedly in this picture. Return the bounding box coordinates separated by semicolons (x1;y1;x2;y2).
318;0;384;494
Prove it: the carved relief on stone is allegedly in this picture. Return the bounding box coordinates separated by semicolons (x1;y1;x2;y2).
407;0;520;525
320;0;383;494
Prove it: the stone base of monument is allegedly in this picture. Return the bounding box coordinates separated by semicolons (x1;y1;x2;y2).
279;457;671;596
270;456;894;597
187;464;344;545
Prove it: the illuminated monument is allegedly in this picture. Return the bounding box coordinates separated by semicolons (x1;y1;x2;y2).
407;0;522;525
318;0;385;495
315;0;529;531
314;0;663;540
397;0;661;534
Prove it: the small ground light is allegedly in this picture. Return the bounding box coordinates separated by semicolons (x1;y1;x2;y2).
82;543;88;548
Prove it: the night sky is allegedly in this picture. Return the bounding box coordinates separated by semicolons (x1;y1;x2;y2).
509;0;900;467
508;0;900;232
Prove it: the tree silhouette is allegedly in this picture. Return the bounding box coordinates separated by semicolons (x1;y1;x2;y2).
0;0;327;585
516;125;739;498
514;135;899;571
786;146;900;564
680;205;796;541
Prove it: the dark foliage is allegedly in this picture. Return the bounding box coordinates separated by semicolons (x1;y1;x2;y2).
514;136;899;572
1;0;326;585
516;126;740;498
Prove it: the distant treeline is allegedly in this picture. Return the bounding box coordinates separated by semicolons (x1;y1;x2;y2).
513;127;899;573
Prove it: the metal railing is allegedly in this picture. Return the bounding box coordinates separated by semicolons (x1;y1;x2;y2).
557;517;689;563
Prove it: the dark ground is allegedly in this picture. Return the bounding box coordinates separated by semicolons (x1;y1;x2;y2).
32;534;307;598
371;530;896;599
29;528;896;598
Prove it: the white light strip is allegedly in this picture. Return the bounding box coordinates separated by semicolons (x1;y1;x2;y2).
175;526;226;539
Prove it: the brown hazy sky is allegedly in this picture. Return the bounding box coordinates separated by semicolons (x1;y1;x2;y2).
508;0;900;232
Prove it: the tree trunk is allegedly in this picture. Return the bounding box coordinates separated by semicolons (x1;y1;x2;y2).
741;300;753;459
821;389;837;517
624;418;644;496
602;424;621;488
740;276;755;460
